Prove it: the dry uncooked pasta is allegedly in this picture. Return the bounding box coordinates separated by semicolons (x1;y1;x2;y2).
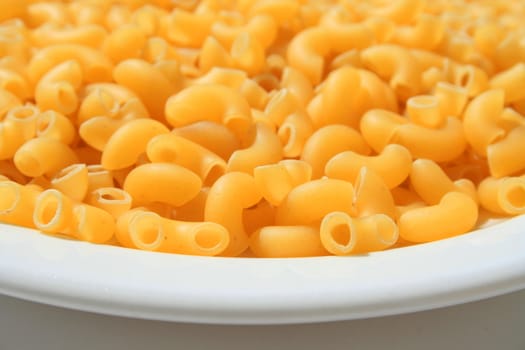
0;0;525;258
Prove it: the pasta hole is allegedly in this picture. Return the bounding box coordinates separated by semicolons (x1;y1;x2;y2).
506;186;525;209
331;223;351;247
38;197;60;226
130;213;163;249
0;185;18;212
195;227;223;250
459;73;470;87
37;114;51;134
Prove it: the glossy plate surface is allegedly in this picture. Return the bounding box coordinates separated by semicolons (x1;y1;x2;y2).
0;217;524;325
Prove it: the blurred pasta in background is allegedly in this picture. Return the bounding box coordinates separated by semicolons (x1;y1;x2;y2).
0;0;525;258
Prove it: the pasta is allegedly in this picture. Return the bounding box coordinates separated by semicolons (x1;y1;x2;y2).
0;0;524;258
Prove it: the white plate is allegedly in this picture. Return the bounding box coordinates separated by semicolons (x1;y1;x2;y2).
0;217;525;325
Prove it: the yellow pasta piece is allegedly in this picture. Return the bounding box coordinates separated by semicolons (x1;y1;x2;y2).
35;110;76;145
31;24;107;48
72;203;115;243
204;172;261;256
410;159;477;205
325;144;412;189
0;180;40;228
0;68;31;101
114;59;182;118
102;24;146;63
165;84;252;139
123;162;202;207
146;133;226;185
361;44;423;101
101;118;169;170
487;125;525;178
405;95;443;128
250;225;327;258
353;167;397;219
278;111;313;158
86;164;114;193
3;104;40;141
171;121;240;161
14;138;79;178
27;44;113;84
301;124;371;179
50;163;89;202
478;176;525;216
489;63;525;104
399;192;478;243
433;82;468;119
275;178;355;226
320;212;398;255
33;189;76;234
0;88;21;118
227;122;282;174
116;209;229;256
280;66;314;106
86;187;132;219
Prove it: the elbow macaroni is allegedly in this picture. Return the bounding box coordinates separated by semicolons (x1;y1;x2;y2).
0;0;524;258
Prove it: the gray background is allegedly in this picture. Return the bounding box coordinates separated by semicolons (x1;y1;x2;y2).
1;289;524;350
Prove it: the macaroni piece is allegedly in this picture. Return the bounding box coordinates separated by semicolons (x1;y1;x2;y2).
0;0;524;258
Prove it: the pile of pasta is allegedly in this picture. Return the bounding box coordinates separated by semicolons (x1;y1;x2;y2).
0;0;524;258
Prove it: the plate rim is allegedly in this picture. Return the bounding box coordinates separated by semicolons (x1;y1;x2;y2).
1;216;525;325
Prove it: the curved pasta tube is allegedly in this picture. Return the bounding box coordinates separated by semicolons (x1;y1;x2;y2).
123;162;202;207
0;88;21;118
146;133;227;185
165;84;252;139
487;125;525;178
405;95;444;128
325;144;412;189
278;111;314;158
264;88;304;127
353;167;397;219
113;59;181;120
116;209;229;256
463;89;507;157
198;36;233;73
451;64;488;97
392;117;467;162
31;24;107;48
35;110;76;145
0;68;31;101
4;104;40;140
79;116;127;151
398;192;478;243
239;78;268;110
27;44;113;84
50;163;88;202
320;212;398;255
101;118;169;170
410;159;477;205
392;14;445;50
253;160;311;207
250;225;326;258
301;124;371;179
433;82;468;118
227;122;282;174
280;66;314;106
33;189;76;234
306;66;367;129
14;138;79;178
86;187;132;219
204;172;261;256
361;44;422;101
276;178;355;225
358;69;399;113
34;60;82;115
86;164;114;192
0;181;40;228
171;121;240;161
489;63;525;104
478;176;525;215
230;32;266;76
72;204;116;243
162;9;213;48
102;24;146;63
212;14;277;50
286;27;331;85
192;67;247;88
359;110;408;153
